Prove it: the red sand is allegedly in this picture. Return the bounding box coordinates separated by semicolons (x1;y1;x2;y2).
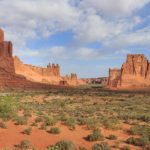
0;121;142;150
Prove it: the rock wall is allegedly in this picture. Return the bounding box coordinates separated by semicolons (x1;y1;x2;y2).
0;28;54;89
0;28;4;43
14;56;61;84
108;54;150;89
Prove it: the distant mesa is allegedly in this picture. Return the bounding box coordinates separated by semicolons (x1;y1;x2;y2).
108;54;150;89
0;28;84;89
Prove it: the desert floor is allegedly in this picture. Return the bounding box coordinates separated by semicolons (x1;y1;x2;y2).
0;85;149;150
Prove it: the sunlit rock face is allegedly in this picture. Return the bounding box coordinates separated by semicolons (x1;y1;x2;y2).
0;28;4;43
108;54;150;89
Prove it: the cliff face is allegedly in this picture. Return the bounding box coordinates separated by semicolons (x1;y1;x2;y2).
14;56;61;84
0;28;52;89
107;69;121;88
108;54;150;89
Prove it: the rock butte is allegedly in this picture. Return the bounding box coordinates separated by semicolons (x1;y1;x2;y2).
108;54;150;89
0;28;84;89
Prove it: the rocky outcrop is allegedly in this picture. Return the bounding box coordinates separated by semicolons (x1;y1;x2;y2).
108;54;150;89
0;28;54;89
0;28;4;43
14;56;61;84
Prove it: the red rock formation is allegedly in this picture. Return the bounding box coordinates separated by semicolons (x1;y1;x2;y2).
0;28;4;43
108;54;150;89
0;28;54;89
14;56;61;84
0;28;84;88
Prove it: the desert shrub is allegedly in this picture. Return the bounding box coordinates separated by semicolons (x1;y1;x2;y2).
44;117;57;126
92;142;111;150
0;96;18;120
48;127;60;134
0;122;7;129
59;113;69;121
107;134;117;140
78;117;87;125
85;118;99;130
86;129;103;141
65;117;76;130
126;136;149;147
100;117;119;130
121;146;131;150
48;140;76;150
35;117;43;123
24;111;32;118
129;124;150;139
14;116;28;125
23;127;32;135
31;122;37;126
18;140;31;149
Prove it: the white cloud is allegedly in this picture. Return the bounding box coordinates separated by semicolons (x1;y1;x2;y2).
79;0;150;16
0;0;150;64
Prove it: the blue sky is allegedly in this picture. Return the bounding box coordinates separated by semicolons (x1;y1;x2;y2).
0;0;150;78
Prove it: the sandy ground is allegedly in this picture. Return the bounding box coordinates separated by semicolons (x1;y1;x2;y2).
0;120;141;150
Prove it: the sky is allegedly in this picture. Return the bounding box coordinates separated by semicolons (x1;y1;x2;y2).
0;0;150;78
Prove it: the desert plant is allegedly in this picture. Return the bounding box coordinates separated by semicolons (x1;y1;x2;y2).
14;116;28;125
23;127;32;135
86;129;103;141
107;134;117;140
126;136;149;147
48;140;76;150
35;117;43;123
48;127;60;134
18;140;31;149
65;117;76;130
92;142;111;150
129;124;150;140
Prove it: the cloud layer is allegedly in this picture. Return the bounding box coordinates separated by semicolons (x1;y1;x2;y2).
0;0;150;77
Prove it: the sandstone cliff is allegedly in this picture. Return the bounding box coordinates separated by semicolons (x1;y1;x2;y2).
14;56;61;84
0;28;53;89
108;54;150;89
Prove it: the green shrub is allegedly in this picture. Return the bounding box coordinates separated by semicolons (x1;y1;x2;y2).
92;142;111;150
85;118;99;130
35;117;43;123
129;125;150;139
86;129;103;141
107;134;117;140
0;122;7;129
126;136;149;147
49;127;60;134
15;116;28;125
48;140;76;150
44;117;57;126
100;118;119;130
65;118;76;130
0;96;18;120
23;127;32;135
18;140;31;149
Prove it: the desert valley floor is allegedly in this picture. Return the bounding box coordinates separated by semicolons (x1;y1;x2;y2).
0;85;149;150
